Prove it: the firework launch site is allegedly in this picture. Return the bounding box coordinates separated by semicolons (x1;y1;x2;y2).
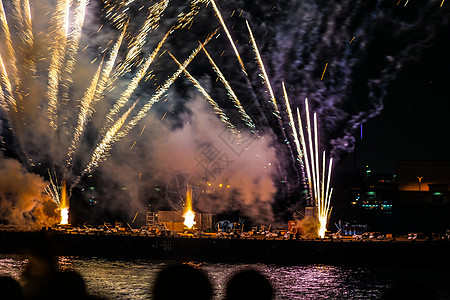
1;220;450;268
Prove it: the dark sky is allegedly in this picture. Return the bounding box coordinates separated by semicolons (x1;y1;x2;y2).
353;26;450;173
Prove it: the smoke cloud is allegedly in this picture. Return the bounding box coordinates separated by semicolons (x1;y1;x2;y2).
97;92;279;224
0;155;59;227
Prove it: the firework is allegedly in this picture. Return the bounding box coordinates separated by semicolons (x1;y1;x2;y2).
169;51;239;135
283;91;333;238
46;0;70;130
103;29;170;128
210;0;247;74
201;45;256;132
183;185;196;229
0;0;232;226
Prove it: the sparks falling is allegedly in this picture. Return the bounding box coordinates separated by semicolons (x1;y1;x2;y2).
0;0;228;224
283;89;333;239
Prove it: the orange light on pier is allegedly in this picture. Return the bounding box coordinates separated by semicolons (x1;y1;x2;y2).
60;181;69;225
183;185;196;229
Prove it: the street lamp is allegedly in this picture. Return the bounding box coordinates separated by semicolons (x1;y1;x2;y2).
417;176;423;191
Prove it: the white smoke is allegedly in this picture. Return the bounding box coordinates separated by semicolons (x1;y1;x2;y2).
98;92;279;224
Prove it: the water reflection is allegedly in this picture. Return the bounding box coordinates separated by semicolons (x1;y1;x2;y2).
1;255;449;299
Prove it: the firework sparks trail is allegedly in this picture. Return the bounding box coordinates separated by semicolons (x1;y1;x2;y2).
173;0;208;31
207;0;271;132
169;51;239;136
246;20;279;115
67;59;104;167
104;29;171;128
60;0;88;105
118;29;220;137
297;107;312;193
45;169;61;205
0;0;19;88
282;82;301;162
95;24;127;98
247;20;300;181
68;24;129;167
73;30;219;189
111;0;169;77
14;0;36;81
284;91;333;237
0;54;16;111
209;0;246;74
46;0;70;130
100;0;137;29
202;45;256;133
0;79;4;110
314;113;320;211
304;101;333;238
79;98;139;181
105;0;208;88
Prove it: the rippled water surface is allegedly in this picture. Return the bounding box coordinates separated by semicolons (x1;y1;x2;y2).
1;255;449;299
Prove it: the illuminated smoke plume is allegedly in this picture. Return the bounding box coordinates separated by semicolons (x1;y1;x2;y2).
98;95;279;225
0;155;58;227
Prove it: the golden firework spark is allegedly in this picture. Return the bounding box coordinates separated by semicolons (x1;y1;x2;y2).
60;0;88;105
284;93;333;238
210;0;247;74
113;0;169;75
246;20;280;116
202;45;256;132
67;59;104;167
321;62;328;80
82;98;139;176
169;51;239;135
0;0;18;86
46;0;70;130
104;30;170;127
120;29;219;136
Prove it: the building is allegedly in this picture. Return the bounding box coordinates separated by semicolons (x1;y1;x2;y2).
345;161;450;234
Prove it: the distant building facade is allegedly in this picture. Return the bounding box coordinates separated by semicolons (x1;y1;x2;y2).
344;160;450;234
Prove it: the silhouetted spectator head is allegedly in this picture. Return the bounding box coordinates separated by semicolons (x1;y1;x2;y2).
0;276;24;300
225;268;274;300
382;279;438;300
47;270;88;300
152;263;212;300
21;252;57;299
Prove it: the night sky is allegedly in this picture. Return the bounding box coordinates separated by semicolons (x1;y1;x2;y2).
352;23;450;173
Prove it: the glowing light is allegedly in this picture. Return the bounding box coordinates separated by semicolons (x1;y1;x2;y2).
246;20;278;113
183;185;196;229
60;181;69;225
169;51;238;135
104;29;170;127
321;62;328;80
201;45;256;132
47;0;70;130
284;93;333;239
210;0;247;74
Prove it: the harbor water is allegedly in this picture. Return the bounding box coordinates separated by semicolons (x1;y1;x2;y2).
1;254;449;299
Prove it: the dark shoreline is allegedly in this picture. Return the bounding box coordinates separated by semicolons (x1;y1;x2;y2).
1;230;449;267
